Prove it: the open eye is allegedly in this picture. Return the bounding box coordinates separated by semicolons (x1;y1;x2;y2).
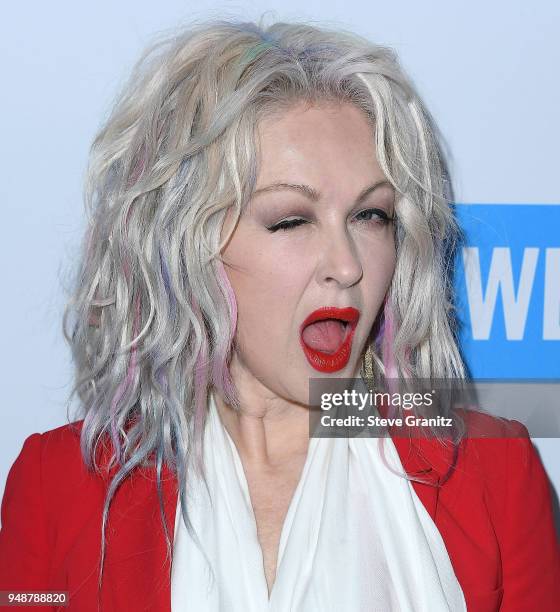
354;208;394;226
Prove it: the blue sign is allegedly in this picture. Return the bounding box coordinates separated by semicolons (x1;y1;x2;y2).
453;204;560;378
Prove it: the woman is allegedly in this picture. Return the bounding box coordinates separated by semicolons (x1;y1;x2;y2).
1;17;559;611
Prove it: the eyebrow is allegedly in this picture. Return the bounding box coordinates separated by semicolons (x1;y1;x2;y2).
251;179;393;205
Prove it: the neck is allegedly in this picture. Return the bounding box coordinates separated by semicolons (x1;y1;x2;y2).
212;384;310;471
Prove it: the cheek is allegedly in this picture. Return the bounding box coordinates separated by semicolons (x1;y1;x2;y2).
226;230;309;299
224;241;307;352
382;248;397;285
362;243;397;305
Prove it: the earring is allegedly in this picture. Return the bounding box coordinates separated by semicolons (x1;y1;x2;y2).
361;343;374;381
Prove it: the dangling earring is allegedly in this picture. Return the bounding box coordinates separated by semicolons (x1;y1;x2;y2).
361;343;374;381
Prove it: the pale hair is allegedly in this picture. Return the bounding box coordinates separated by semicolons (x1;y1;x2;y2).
62;15;467;594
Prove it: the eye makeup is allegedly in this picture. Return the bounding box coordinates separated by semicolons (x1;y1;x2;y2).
266;206;394;233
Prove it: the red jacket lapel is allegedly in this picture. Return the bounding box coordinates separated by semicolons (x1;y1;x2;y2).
391;434;452;520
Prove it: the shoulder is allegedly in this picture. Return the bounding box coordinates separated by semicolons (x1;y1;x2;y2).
440;409;544;503
398;410;531;484
14;421;87;484
405;410;546;507
455;410;534;480
4;420;85;480
458;408;528;439
2;420;107;526
0;420;93;588
37;419;84;457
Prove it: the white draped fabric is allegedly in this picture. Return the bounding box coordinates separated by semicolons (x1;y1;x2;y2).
171;389;466;611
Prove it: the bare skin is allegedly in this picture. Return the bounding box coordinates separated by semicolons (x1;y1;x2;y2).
216;99;396;595
214;389;310;595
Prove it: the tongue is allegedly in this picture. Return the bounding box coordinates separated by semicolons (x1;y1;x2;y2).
301;319;346;354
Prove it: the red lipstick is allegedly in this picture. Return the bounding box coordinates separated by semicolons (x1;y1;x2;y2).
299;306;360;373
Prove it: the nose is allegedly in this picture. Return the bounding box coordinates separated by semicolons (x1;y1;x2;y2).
316;225;363;288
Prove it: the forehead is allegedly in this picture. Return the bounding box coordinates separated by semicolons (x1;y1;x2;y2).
254;101;384;194
257;99;373;145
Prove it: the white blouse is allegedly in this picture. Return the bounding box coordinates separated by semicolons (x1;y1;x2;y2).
170;389;466;611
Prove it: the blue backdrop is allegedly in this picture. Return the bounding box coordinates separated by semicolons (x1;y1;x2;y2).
455;204;560;379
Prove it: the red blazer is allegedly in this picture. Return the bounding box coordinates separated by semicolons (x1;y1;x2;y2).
1;412;559;611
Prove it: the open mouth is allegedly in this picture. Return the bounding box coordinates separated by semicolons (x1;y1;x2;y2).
299;307;360;373
301;318;350;354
